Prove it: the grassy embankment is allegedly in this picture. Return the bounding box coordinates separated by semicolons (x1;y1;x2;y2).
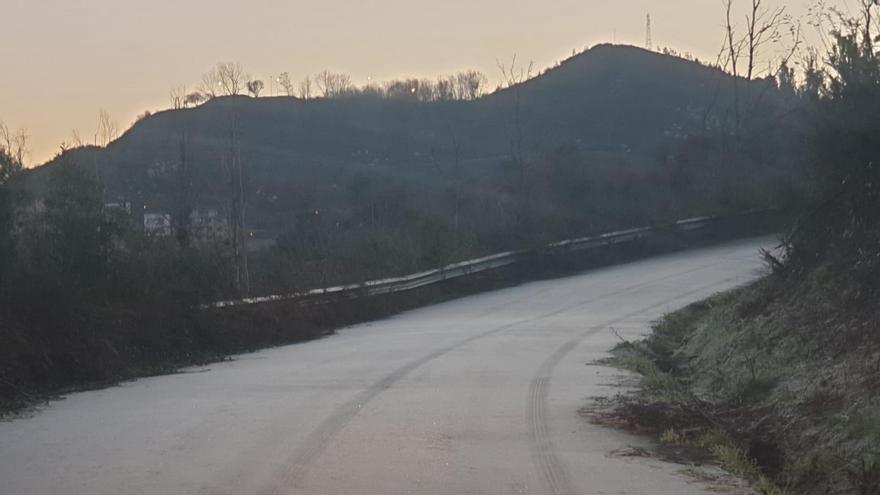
606;229;880;494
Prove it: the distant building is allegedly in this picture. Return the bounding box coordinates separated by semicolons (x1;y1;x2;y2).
143;213;172;237
189;209;229;244
11;198;46;237
141;208;231;245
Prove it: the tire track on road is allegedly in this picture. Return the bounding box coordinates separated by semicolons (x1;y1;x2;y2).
526;276;739;495
256;261;728;495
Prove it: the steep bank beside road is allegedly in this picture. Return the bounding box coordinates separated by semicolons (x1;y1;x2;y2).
606;188;880;494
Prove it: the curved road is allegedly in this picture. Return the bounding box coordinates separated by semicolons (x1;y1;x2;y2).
0;238;770;495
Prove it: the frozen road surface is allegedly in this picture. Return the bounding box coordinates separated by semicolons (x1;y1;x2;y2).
0;238;771;495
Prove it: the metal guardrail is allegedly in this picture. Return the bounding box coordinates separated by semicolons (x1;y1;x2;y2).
206;210;771;310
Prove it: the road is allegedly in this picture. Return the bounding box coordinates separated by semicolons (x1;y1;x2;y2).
0;238;771;495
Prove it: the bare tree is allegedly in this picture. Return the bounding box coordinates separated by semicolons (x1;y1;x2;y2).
496;54;534;88
860;0;879;50
722;1;793;82
218;62;248;95
724;0;744;79
455;70;488;100
722;0;796;134
315;71;332;98
744;0;787;80
11;128;28;167
416;78;437;102
71;129;84;147
436;77;454;101
384;79;420;100
375;72;485;102
247;79;264;98
315;71;352;98
200;62;248;97
170;86;187;110
298;75;313;99
0;120;28;168
97;109;118;146
199;69;220;98
277;72;295;96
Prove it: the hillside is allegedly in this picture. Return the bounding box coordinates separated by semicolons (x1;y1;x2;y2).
22;45;793;252
0;44;806;416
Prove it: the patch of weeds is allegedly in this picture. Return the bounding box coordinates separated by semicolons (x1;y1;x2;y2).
597;274;880;494
616;354;691;404
656;426;788;494
660;427;687;445
845;454;880;495
654;427;720;465
663;420;788;493
709;440;790;495
711;443;755;478
643;301;713;372
696;429;731;450
660;427;716;448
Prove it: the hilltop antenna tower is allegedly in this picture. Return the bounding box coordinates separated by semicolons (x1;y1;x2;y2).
645;14;653;51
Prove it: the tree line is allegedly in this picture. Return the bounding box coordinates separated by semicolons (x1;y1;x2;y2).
169;62;490;108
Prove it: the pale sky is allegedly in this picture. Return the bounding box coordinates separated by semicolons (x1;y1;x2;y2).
0;0;853;165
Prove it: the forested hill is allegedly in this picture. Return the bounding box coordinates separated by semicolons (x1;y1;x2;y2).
0;44;809;410
22;44;794;246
